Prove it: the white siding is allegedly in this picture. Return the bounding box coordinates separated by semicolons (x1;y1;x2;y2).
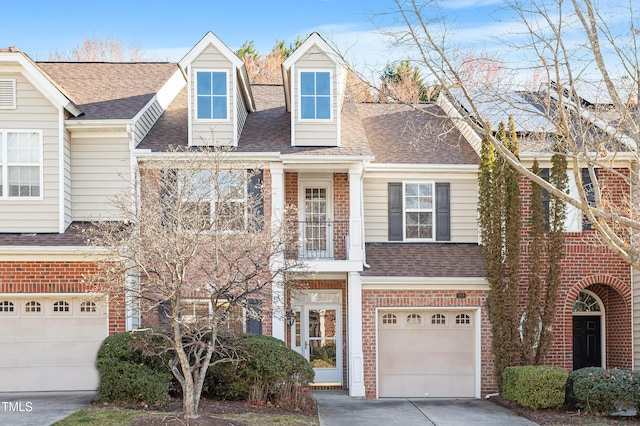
71;136;131;220
363;171;479;243
293;46;338;147
0;72;60;232
191;45;235;146
134;99;163;146
63;128;72;228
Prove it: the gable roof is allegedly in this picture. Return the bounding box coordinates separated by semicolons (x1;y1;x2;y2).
281;32;347;112
0;47;82;116
36;62;178;120
178;32;255;112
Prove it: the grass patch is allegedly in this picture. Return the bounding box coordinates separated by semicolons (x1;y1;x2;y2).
53;407;319;426
52;408;145;425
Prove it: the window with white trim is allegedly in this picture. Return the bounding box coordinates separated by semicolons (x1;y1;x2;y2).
25;301;41;313
179;170;246;230
196;71;228;120
0;79;16;109
404;182;434;239
0;130;42;198
300;71;331;119
431;313;446;325
80;301;97;313
406;313;422;325
455;313;471;325
53;300;70;313
0;301;14;312
382;313;397;325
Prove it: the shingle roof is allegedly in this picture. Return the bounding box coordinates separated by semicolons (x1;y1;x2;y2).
358;103;479;164
138;84;373;157
362;243;485;277
36;62;178;120
0;222;95;247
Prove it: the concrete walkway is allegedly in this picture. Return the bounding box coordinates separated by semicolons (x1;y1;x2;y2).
314;392;538;426
0;391;95;426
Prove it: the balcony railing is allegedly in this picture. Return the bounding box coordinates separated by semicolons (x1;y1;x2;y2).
294;220;349;260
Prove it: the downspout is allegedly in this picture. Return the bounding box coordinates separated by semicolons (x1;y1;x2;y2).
360;160;370;269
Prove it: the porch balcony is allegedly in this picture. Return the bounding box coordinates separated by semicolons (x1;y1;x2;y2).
292;220;349;260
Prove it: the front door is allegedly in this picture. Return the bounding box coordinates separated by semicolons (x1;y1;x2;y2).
573;316;602;370
290;292;342;385
300;184;332;258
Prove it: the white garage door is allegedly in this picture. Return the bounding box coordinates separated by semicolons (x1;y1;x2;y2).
378;309;476;398
0;296;108;391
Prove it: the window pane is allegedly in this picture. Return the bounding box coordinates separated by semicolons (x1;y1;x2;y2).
301;96;315;119
315;72;330;95
212;96;227;119
197;96;212;119
316;97;330;119
419;196;433;209
9;166;39;197
212;72;226;95
301;72;315;95
405;183;419;196
197;72;211;95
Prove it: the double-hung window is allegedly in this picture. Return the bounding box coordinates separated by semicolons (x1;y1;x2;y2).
300;71;331;119
179;170;246;230
404;182;434;239
0;130;42;198
196;71;228;120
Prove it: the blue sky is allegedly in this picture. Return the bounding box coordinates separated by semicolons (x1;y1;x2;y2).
2;1;506;71
2;1;634;81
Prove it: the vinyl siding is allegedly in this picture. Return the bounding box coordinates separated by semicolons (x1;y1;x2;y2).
0;71;60;232
363;172;479;243
236;87;248;138
71;136;131;220
293;46;338;147
134;99;163;146
191;45;235;146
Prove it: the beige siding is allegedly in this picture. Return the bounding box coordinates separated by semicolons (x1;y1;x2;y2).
134;99;163;146
0;71;60;232
71;136;131;220
363;172;479;243
293;46;338;147
191;45;235;146
236;88;248;138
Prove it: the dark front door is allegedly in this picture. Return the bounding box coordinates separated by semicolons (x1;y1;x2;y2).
573;316;602;370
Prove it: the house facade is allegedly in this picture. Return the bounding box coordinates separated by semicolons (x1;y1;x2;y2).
0;32;633;397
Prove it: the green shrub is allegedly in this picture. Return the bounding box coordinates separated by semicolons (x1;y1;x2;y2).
95;332;172;404
207;334;314;409
502;365;568;409
568;368;640;415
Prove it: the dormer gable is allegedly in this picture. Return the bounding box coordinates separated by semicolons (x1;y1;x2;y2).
0;48;82;117
178;32;255;147
282;33;347;147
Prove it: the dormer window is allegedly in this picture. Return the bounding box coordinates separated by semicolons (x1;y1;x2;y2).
300;71;331;120
196;71;228;120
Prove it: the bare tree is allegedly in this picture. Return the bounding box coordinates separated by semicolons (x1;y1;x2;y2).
383;0;640;268
83;147;304;418
237;38;304;84
48;37;147;61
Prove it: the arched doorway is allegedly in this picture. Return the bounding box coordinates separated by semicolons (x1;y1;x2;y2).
572;290;604;370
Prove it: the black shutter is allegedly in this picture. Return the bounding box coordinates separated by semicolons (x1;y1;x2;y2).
435;182;450;241
540;168;550;230
245;299;262;335
388;182;403;241
582;168;597;231
248;170;264;231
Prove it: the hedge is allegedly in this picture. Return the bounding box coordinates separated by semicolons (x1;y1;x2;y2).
502;365;568;409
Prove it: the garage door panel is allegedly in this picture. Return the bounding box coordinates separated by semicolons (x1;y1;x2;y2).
0;296;108;392
378;309;477;398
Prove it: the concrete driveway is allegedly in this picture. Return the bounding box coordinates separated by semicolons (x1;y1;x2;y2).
314;392;538;426
0;391;95;426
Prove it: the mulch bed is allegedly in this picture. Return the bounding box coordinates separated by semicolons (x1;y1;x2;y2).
489;395;640;425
